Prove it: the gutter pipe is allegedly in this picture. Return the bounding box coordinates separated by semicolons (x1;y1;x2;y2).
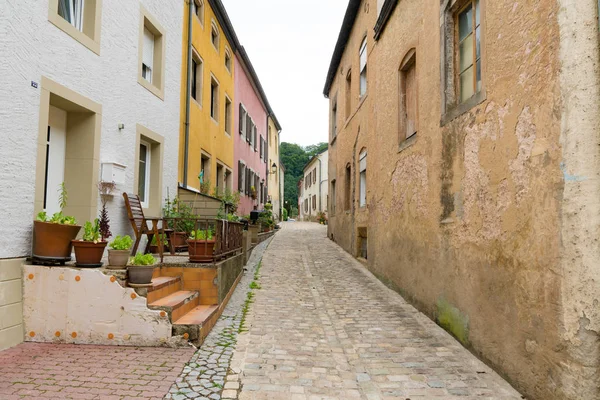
183;0;193;188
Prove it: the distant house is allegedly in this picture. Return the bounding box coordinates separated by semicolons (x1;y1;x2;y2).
298;151;328;221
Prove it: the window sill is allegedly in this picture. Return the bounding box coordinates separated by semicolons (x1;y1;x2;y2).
138;76;165;101
211;117;219;126
192;98;202;109
440;89;486;126
330;135;337;146
48;11;101;55
398;133;417;153
343;93;369;129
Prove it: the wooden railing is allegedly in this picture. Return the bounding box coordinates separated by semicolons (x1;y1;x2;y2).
161;217;244;263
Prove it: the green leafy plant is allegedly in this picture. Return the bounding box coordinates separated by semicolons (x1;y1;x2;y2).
199;179;211;195
317;211;328;225
189;230;213;240
109;235;133;250
163;196;196;233
35;184;78;225
82;219;101;243
129;253;156;266
282;208;288;221
150;233;168;246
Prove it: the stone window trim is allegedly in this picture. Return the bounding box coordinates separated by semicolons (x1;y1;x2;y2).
399;48;418;147
211;20;220;52
210;74;220;124
34;76;102;225
48;0;102;55
225;47;233;73
134;124;164;216
440;0;486;126
138;6;166;100
193;0;204;28
224;94;232;136
359;35;368;99
191;46;204;108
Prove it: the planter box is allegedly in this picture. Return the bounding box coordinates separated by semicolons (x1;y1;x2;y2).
187;239;215;263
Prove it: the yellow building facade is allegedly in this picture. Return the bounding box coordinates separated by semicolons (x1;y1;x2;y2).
179;0;235;194
267;116;282;219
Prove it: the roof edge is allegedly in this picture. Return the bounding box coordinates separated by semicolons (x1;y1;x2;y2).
323;0;362;97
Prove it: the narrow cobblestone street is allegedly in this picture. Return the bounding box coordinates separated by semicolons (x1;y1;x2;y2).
226;222;522;400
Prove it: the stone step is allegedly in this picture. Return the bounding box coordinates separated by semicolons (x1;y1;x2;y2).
147;276;182;303
148;290;199;322
172;305;219;342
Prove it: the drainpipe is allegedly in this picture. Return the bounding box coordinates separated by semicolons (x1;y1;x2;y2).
182;0;193;188
318;156;322;211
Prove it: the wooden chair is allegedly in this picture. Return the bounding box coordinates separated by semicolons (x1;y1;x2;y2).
123;193;164;262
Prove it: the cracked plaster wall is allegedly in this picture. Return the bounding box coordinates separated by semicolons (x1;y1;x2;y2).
327;0;600;398
23;265;172;346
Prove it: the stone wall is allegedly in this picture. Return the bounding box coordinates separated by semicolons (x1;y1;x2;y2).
217;254;244;304
0;259;24;351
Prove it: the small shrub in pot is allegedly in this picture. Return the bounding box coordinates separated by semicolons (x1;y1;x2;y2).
72;219;108;267
127;253;156;286
107;235;133;269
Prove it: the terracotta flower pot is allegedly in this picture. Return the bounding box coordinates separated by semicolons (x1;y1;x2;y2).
187;239;215;263
106;249;130;269
32;220;81;263
72;240;108;267
170;232;188;248
127;265;155;285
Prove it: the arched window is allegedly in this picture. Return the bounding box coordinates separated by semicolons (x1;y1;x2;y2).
399;48;417;142
225;48;232;72
211;22;220;50
192;0;204;27
359;37;367;97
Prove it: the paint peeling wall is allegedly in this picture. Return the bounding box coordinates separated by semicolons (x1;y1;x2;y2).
23;265;172;346
327;0;600;398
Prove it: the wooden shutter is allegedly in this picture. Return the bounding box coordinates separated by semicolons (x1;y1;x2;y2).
246;117;252;143
253;127;258;152
239;105;244;136
238;162;244;192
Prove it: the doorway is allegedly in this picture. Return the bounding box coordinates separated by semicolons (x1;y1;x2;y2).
44;106;67;215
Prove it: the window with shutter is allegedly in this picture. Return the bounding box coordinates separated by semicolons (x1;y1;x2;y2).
238;162;244;192
253;127;258;152
246;116;252;143
239;104;244;135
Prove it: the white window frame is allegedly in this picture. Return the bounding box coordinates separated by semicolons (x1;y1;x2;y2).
359;37;368;98
359;150;367;208
224;95;232;135
211;21;220;51
139;140;151;208
142;27;155;84
192;0;204;27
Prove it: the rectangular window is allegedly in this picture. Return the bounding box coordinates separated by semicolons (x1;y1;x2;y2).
313;168;317;184
359;39;367;97
331;180;336;214
345;165;351;211
331;100;337;139
260;137;264;160
359;151;367;208
49;0;101;54
225;96;232;134
193;0;204;26
58;0;84;31
239;104;246;138
312;195;316;210
246;116;252;143
458;0;481;103
138;141;150;207
191;53;203;103
138;8;166;99
225;51;232;72
238;161;245;193
142;27;154;83
210;77;219;121
400;50;418;140
253;126;258;152
345;71;352;119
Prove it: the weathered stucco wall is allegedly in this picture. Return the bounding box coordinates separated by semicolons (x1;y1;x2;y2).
327;0;600;398
23;265;173;346
557;0;600;397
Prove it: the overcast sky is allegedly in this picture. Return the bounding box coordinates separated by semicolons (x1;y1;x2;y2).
221;0;347;147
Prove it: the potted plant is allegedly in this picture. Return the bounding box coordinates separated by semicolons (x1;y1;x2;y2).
107;235;133;269
250;186;257;200
149;233;169;254
127;253;156;286
72;219;108;267
187;229;215;263
32;183;81;264
163;197;195;248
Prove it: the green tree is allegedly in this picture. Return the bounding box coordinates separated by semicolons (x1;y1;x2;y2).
280;142;329;209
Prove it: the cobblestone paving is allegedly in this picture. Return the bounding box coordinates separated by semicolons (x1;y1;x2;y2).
227;222;523;400
0;343;194;399
166;238;273;400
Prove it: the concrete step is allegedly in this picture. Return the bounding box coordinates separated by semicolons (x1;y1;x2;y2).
148;290;199;322
172;305;219;342
147;276;182;303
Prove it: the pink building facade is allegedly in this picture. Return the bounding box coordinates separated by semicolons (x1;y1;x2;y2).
234;53;269;216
